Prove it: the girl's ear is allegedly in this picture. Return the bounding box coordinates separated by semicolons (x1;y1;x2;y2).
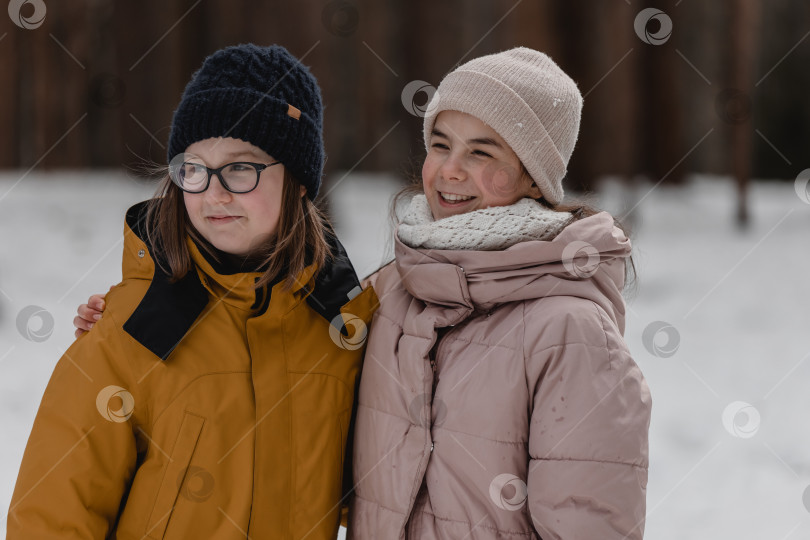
526;178;542;200
518;164;542;200
299;185;306;198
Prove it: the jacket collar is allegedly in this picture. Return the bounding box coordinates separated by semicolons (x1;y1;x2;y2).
121;200;362;360
394;211;632;332
186;237;267;312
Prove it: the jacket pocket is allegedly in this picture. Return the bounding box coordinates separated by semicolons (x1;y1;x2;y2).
145;411;205;539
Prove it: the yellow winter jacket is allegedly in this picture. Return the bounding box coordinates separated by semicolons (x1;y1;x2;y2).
7;201;378;539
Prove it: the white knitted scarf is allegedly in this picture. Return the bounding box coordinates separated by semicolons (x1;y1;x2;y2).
397;194;573;251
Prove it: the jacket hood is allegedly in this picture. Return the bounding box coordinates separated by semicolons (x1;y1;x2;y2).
394;211;631;333
120;200;364;360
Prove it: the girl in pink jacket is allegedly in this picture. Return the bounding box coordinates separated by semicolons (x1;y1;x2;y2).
348;47;651;539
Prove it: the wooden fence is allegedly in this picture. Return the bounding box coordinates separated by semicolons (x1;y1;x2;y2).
1;0;806;223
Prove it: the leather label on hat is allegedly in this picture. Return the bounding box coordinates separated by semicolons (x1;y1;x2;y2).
287;104;301;120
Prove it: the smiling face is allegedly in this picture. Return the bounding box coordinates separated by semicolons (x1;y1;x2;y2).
181;137;297;257
422;110;541;220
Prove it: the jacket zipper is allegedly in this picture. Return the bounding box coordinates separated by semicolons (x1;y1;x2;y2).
401;325;453;534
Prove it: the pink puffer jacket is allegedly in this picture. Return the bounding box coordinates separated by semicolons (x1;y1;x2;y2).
349;212;651;539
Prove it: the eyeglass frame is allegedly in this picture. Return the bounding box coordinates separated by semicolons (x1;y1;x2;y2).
169;160;282;194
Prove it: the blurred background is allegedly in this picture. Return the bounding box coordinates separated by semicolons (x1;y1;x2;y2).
1;0;809;538
2;0;810;220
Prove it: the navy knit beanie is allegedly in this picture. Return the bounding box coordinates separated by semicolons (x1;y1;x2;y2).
167;44;325;199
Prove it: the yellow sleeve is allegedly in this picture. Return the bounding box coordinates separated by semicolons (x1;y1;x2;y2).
7;316;141;539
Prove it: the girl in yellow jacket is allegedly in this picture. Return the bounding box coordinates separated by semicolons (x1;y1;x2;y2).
7;43;376;540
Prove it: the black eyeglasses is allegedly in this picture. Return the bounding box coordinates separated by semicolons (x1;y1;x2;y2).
169;161;281;194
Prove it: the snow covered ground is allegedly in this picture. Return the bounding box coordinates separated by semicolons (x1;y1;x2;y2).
0;170;808;539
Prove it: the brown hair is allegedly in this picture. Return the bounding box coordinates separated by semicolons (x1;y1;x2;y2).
390;165;637;293
143;166;333;291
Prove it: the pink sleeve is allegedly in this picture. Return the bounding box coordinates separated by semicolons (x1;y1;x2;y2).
525;305;651;539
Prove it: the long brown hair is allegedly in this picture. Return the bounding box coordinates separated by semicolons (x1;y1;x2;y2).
143;166;332;291
390;166;638;294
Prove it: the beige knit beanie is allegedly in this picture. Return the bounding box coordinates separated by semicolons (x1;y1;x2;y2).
423;47;583;205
